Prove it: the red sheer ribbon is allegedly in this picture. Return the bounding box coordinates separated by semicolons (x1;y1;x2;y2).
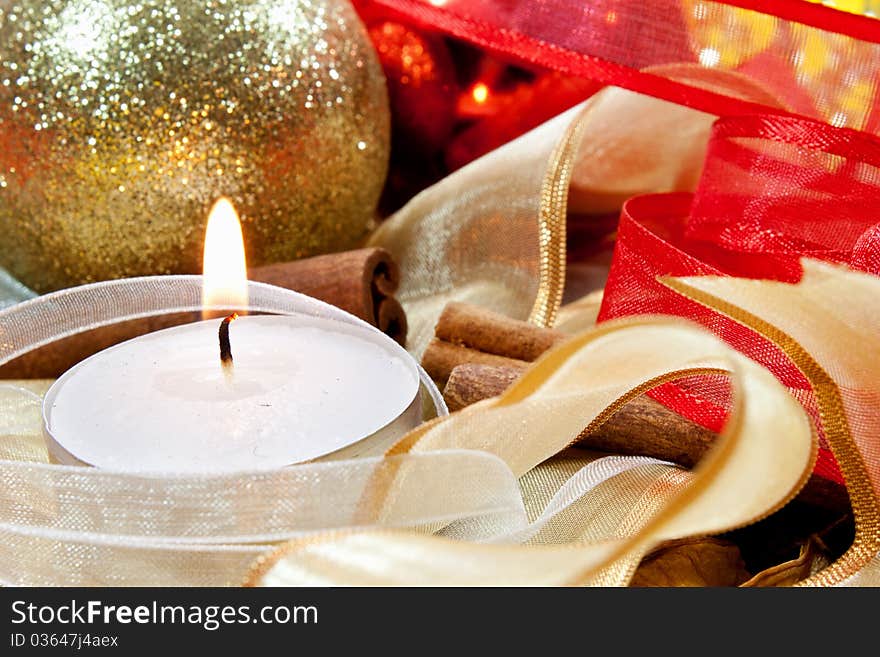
371;0;880;133
599;114;880;484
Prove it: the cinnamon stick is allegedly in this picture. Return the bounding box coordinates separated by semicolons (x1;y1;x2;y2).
444;363;523;412
250;248;407;345
422;339;528;387
0;312;201;379
443;362;716;465
0;248;408;379
435;302;567;361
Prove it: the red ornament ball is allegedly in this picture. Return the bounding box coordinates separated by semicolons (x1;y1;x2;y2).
368;21;458;155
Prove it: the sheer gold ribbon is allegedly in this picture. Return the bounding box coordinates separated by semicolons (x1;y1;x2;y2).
368;103;587;356
247;261;879;586
332;68;880;587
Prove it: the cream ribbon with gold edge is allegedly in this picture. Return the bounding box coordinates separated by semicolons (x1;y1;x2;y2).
368;103;586;357
369;63;788;357
245;313;818;586
664;260;880;587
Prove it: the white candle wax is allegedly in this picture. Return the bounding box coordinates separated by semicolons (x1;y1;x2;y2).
42;315;420;473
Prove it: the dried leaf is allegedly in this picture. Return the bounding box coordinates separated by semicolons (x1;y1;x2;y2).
631;537;750;587
740;538;828;587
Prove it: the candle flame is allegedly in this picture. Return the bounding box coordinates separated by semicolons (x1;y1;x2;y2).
202;197;248;315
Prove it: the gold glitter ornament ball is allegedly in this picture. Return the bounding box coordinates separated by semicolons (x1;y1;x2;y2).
0;0;390;292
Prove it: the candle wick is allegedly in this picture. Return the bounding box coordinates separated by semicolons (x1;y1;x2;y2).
219;313;238;372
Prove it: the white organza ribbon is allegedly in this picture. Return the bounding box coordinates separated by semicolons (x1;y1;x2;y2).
0;277;522;585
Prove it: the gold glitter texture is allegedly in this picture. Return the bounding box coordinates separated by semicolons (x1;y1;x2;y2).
0;0;390;292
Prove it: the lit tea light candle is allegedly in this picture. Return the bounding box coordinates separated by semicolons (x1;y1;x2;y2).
42;199;421;472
